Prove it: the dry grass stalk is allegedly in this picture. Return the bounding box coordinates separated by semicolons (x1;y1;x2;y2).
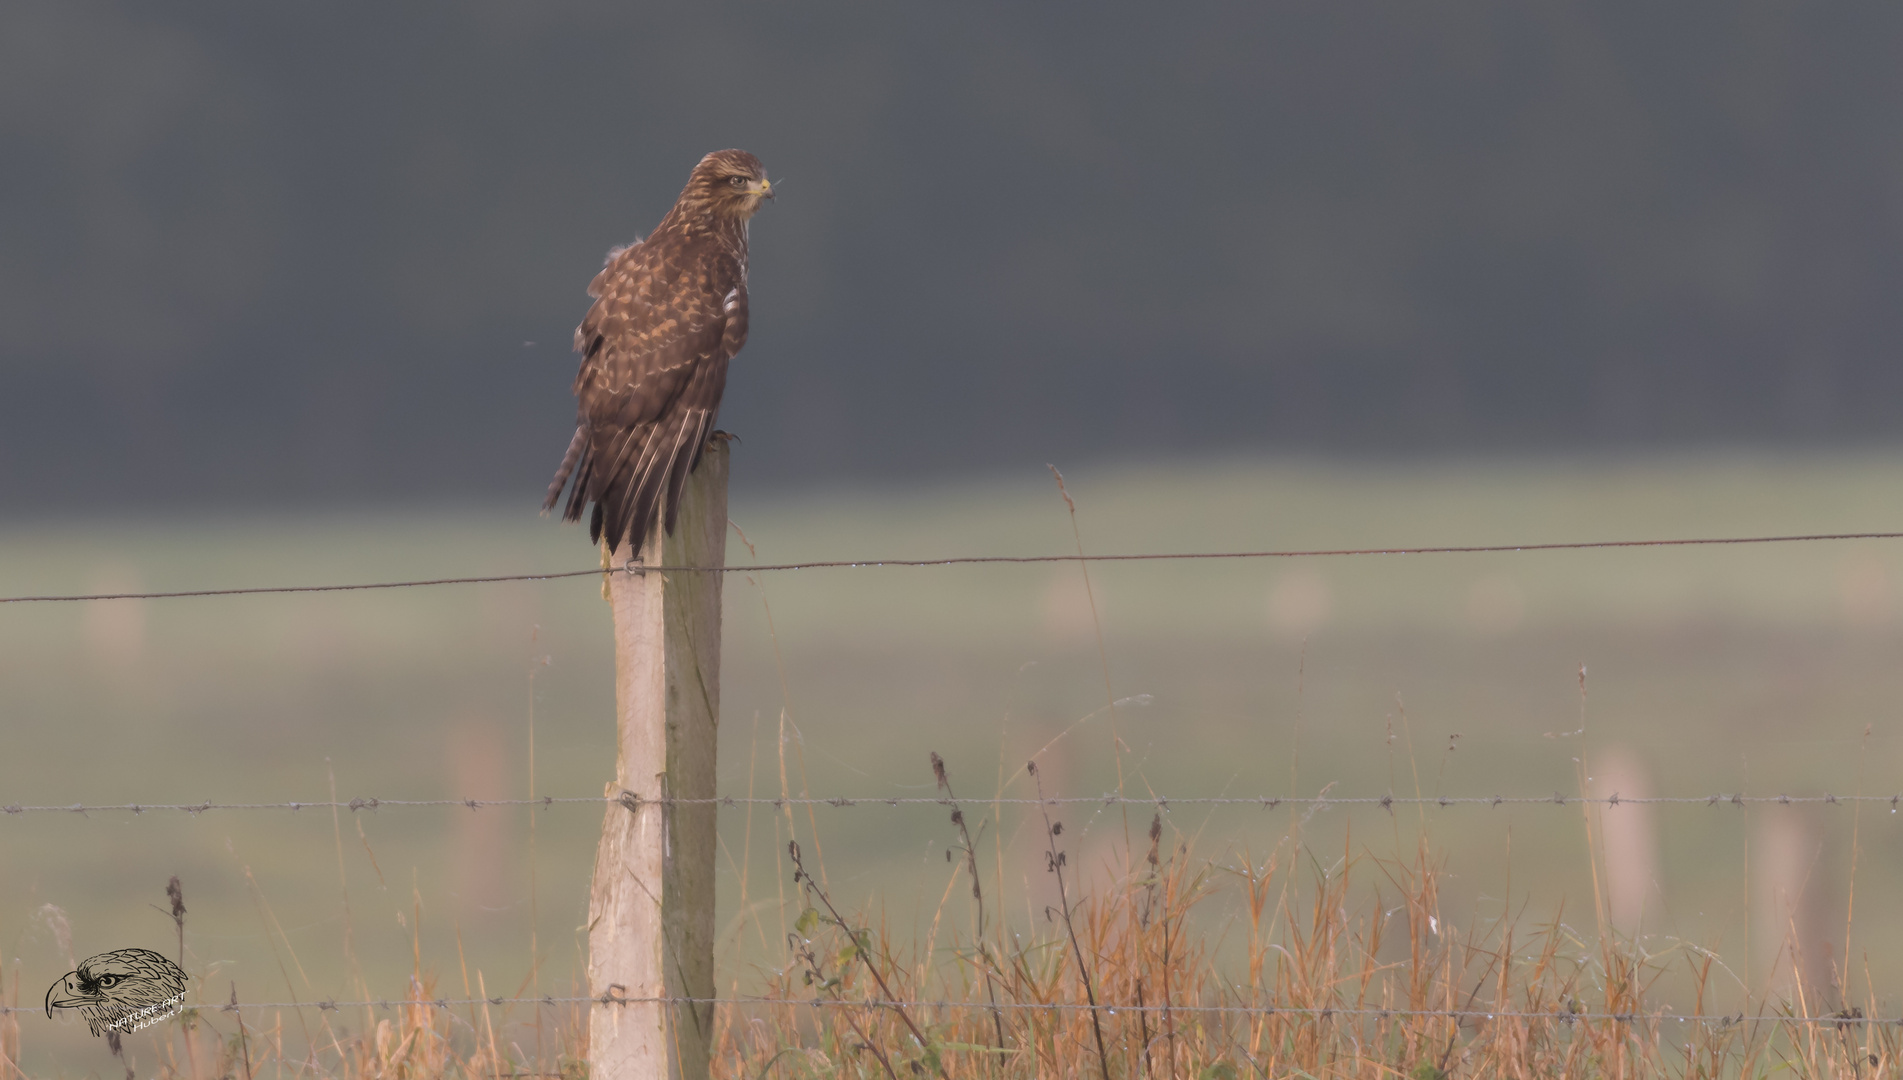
712;804;1895;1080
14;811;1894;1078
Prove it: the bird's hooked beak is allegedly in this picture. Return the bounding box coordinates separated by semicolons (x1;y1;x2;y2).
755;177;774;201
45;971;84;1017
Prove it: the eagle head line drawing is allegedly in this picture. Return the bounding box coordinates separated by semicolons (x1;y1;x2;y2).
543;149;774;553
45;947;190;1037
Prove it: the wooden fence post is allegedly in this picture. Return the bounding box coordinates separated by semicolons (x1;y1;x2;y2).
588;440;725;1080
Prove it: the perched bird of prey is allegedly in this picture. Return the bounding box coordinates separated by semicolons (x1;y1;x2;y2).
544;149;774;553
45;948;189;1037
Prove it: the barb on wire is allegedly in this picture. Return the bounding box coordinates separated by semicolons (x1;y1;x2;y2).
5;995;1895;1026
5;529;1903;604
5;791;1901;816
0;797;602;815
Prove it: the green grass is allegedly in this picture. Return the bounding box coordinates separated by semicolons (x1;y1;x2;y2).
6;450;1903;1073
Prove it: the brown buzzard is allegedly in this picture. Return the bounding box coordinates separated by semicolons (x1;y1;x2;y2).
543;149;773;552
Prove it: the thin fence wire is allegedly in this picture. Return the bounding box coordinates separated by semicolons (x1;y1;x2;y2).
9;534;1901;1041
6;529;1903;604
6;996;1896;1026
6;792;1902;815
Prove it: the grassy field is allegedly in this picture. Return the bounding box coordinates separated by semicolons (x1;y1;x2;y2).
6;451;1903;1075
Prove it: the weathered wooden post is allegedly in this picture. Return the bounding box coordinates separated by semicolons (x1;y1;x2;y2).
588;440;725;1080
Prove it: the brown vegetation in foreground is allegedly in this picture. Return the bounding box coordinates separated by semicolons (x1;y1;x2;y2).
721;812;1889;1080
14;772;1889;1080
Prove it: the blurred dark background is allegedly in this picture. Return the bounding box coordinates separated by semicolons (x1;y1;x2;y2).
4;1;1902;513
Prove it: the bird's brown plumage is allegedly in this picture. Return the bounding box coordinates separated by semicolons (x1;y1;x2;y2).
543;149;772;553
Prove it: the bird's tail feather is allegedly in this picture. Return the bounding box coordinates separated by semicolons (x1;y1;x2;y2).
616;428;669;555
582;418;715;556
662;411;712;533
542;426;587;515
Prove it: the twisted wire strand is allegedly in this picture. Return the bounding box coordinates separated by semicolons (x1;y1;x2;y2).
5;529;1903;603
8;995;1888;1026
12;534;1895;1033
4;791;1899;815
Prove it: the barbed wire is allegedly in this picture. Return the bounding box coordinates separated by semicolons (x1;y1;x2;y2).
13;533;1895;1038
5;529;1903;604
6;791;1901;816
5;994;1892;1027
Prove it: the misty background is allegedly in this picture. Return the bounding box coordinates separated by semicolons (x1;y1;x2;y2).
3;1;1902;512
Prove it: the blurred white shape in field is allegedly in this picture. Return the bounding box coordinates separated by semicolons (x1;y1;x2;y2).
1755;809;1837;1001
1590;746;1657;937
1039;568;1107;643
1464;573;1525;634
82;562;145;668
448;717;511;916
1267;568;1331;637
1838;551;1892;625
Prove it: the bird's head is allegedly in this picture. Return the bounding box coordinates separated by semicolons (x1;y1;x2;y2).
687;149;773;220
45;948;189;1037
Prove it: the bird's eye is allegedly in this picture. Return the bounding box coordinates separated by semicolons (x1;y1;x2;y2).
96;975;119;988
729;176;748;188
